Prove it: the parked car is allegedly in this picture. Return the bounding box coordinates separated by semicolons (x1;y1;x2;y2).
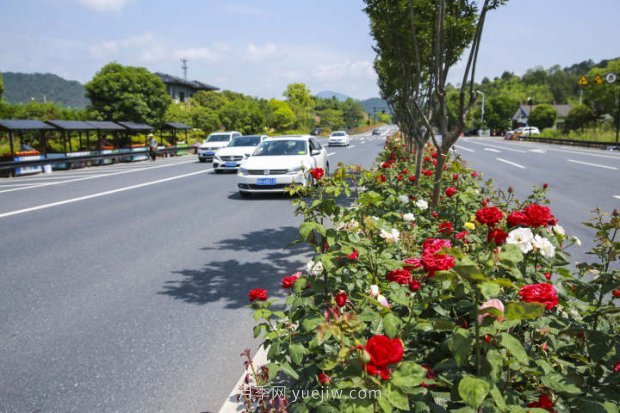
237;135;329;197
197;131;241;162
328;131;350;147
372;128;383;136
213;135;268;173
519;126;540;136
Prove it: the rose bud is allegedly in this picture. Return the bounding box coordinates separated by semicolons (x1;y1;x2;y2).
335;292;348;307
317;372;331;385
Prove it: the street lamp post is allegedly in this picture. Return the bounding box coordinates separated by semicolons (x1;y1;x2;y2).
476;90;485;135
527;97;533;137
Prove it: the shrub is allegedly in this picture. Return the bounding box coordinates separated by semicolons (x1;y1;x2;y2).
243;135;619;412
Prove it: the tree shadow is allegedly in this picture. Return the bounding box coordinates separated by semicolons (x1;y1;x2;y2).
160;226;312;309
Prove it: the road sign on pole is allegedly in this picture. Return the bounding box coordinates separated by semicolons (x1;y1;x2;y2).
593;74;604;85
577;75;589;86
606;73;617;84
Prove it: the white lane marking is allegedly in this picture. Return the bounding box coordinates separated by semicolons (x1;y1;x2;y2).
529;149;547;153
476;138;620;160
567;159;618;170
217;346;268;413
0;160;197;195
614;195;620;200
0;183;40;188
454;145;474;152
496;157;525;169
348;145;356;149
464;139;527;153
484;148;501;153
327;152;336;157
0;169;211;219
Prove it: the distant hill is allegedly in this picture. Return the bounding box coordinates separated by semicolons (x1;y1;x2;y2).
316;90;351;101
358;97;391;115
2;72;90;108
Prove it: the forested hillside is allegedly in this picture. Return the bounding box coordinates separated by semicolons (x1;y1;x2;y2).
2;72;89;108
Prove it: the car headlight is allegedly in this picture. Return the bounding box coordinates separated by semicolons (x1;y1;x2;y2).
286;167;304;175
238;167;249;176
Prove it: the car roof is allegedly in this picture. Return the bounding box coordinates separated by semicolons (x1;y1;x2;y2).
265;135;311;141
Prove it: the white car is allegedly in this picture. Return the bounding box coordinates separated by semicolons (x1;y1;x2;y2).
237;135;329;197
328;131;350;146
197;131;241;162
519;126;540;136
213;135;268;173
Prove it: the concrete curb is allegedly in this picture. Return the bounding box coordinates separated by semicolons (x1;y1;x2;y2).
217;346;269;413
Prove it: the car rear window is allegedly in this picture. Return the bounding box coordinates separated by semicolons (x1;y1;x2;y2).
207;134;230;142
229;136;261;147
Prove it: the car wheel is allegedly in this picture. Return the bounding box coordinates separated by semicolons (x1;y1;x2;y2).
239;191;251;198
325;162;330;176
215;169;222;174
199;158;206;163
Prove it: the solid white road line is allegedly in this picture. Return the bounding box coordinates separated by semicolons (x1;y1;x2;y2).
454;145;474;152
0;160;197;195
614;195;620;200
529;148;547;153
496;158;526;169
348;145;356;149
0;169;212;219
481;138;620;160
327;152;336;157
464;139;527;153
217;346;268;413
567;159;618;170
484;148;501;153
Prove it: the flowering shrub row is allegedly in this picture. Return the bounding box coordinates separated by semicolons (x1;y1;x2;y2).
243;134;619;412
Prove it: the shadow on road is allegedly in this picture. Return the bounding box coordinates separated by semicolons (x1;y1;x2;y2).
160;226;311;309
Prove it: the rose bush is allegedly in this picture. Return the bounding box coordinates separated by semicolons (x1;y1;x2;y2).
242;135;619;413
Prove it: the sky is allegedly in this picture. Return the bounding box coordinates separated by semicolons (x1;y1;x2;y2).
0;0;618;100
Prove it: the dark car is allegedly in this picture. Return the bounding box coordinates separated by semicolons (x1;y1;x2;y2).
372;128;382;135
310;127;323;136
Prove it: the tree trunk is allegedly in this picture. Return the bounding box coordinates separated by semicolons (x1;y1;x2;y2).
431;149;447;208
414;139;424;180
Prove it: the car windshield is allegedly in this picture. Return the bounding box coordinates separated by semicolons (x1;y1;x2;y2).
332;132;345;136
229;136;262;147
253;140;307;156
207;134;230;142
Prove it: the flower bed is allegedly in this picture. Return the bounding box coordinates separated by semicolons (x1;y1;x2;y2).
243;134;619;412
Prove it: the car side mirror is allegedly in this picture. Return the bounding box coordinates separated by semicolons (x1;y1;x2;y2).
311;149;321;156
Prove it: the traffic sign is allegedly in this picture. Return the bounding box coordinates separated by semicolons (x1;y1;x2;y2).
593;74;604;85
606;73;617;84
577;75;588;86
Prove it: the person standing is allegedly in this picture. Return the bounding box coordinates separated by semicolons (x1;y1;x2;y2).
148;134;158;161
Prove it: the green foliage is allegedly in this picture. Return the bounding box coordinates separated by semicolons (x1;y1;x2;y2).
564;104;596;131
1;71;89;108
218;98;265;134
244;135;619;412
85;62;171;127
268;99;296;131
0;72;3;98
284;83;315;130
584;59;620;116
529;103;557;129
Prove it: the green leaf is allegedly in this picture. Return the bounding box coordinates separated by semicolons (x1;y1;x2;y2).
315;403;339;413
387;386;410;411
391;362;426;391
253;308;271;321
448;328;473;367
299;221;326;246
458;376;490;408
490;384;508;411
358;308;380;322
377;389;392;413
293;277;308;293
279;361;300;380
483;349;503;383
479;282;501;299
498;244;523;265
318;358;338;371
504;302;545;320
302;316;323;332
541;374;582;395
498;333;529;365
267;341;281;360
289;342;308;365
550;250;570;266
454;257;486;282
383;312;402;338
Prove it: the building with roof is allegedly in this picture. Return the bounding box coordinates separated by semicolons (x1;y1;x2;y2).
512;104;572;129
155;73;218;103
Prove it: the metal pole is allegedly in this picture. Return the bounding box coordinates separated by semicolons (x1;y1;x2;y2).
476;90;485;131
616;87;619;143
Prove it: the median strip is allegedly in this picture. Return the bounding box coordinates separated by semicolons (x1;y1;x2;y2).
567;159;618;170
0;169;212;219
496;157;526;169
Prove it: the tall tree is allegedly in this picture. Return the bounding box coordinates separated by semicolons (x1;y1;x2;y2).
283;83;315;130
0;72;4;98
85;63;171;126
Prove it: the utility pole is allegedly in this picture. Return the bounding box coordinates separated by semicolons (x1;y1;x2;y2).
181;58;188;80
476;90;485;134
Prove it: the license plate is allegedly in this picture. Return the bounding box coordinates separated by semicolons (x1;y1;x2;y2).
206;151;215;155
256;178;277;186
224;162;238;167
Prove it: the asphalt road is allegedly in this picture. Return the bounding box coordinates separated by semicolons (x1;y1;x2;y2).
0;132;387;413
454;137;620;263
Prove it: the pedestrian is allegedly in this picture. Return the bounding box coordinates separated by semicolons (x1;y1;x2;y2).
148;134;158;161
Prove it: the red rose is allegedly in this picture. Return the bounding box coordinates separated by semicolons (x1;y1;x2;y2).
543;183;548;189
453;173;459;180
518;283;559;310
386;268;412;285
409;279;421;292
364;335;404;381
379;174;387;182
471;171;479;178
456;230;469;240
438;221;453;235
381;161;391;169
527;394;554;412
523;204;554;228
317;372;331;385
248;288;268;302
612;289;620;298
401;169;409;175
422;169;433;177
403;257;422;270
431;211;439;218
281;272;301;288
423;238;452;255
475;206;504;226
346;250;359;260
310;168;324;180
396;175;403;181
487;228;508;245
507;210;528;227
335;292;348;307
544;272;552;280
422;253;455;276
445;187;458;197
614;362;620;372
409;175;417;182
424;156;431;162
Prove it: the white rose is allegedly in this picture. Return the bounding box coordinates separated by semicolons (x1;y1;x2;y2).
403;213;415;222
369;285;379;298
573;236;582;246
379;228;400;243
306;260;324;276
552;225;565;236
531;235;556;258
397;195;409;205
415;199;429;210
377;294;390;308
506;227;534;253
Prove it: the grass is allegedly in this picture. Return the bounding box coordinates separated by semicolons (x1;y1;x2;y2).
537;127;619;143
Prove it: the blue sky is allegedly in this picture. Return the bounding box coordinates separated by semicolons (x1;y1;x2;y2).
0;0;618;100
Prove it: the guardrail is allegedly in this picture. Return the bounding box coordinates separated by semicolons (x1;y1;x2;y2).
0;146;195;174
516;136;619;150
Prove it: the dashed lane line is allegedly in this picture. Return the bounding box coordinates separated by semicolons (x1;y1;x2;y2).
614;195;620;200
463;139;526;153
496;158;525;169
348;145;356;149
327;152;336;157
567;159;618;170
484;148;501;153
0;169;212;219
454;145;474;152
474;138;620;160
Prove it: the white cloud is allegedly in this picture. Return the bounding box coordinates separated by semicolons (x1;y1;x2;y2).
78;0;132;12
223;4;271;17
246;43;278;61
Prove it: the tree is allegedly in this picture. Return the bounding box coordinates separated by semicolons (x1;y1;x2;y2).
191;90;229;111
529;103;557;129
267;99;296;131
283;83;315;130
164;102;194;126
318;108;344;130
584;58;620;116
85;63;171;126
218;99;265;134
342;98;365;129
564;104;595;132
0;72;4;98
